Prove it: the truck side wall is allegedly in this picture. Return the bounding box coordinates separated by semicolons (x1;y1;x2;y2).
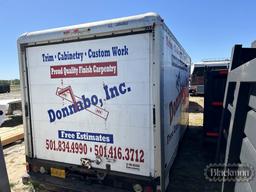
18;45;33;157
160;26;190;190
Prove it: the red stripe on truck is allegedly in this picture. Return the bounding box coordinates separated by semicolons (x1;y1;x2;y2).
218;70;228;75
50;61;117;78
206;132;219;137
211;101;223;107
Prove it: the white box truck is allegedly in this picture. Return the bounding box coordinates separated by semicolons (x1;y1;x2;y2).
18;13;191;191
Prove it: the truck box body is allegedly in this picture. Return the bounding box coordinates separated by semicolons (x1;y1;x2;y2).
18;13;191;191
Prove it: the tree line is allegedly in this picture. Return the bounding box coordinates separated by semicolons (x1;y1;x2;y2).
0;79;20;85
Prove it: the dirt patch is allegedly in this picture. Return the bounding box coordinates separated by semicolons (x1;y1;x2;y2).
3;141;32;192
189;96;204;127
0;90;21;100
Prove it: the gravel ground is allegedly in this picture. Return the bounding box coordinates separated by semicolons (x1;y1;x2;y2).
2;95;222;192
0;90;21;100
3;141;32;192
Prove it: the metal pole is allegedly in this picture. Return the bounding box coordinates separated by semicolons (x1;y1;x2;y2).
0;138;10;192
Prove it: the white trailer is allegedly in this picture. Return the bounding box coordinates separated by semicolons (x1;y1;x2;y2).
0;99;22;126
18;12;191;191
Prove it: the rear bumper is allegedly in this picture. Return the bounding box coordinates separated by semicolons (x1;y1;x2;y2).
28;171;129;192
26;157;157;192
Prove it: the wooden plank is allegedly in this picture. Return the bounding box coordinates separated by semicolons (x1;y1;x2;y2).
1;132;24;146
0;126;24;146
1;129;23;137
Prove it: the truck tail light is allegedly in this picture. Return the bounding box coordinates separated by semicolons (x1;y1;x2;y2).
144;186;153;192
26;162;30;173
31;164;40;173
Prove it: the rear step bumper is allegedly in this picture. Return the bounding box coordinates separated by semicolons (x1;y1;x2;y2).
25;157;157;191
27;172;129;192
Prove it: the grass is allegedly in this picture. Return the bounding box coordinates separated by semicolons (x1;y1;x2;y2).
9;182;17;188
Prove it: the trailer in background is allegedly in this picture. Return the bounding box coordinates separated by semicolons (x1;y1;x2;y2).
0;84;10;93
0;99;22;126
18;13;191;191
203;68;228;141
190;60;229;95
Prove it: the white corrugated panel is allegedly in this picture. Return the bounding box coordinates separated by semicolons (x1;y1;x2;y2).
240;138;256;191
249;95;256;110
235;181;252;192
244;110;256;149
